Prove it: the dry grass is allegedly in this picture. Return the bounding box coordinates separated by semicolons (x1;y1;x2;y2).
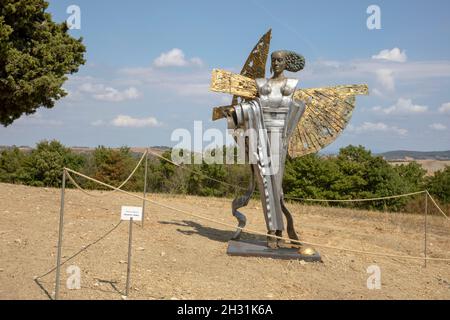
1;183;450;300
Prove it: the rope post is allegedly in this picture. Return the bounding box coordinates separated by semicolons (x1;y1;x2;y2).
424;191;428;268
141;150;149;228
55;169;66;300
125;217;133;297
61;169;450;263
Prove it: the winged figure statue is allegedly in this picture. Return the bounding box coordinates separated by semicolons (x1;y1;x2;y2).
210;29;368;252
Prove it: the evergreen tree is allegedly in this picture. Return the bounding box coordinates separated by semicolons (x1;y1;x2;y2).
0;0;86;126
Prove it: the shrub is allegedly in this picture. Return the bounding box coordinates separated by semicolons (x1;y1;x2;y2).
427;166;450;204
22;140;84;187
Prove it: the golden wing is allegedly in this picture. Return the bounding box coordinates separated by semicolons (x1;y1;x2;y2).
209;70;369;157
237;29;271;84
212;29;271;121
289;85;369;158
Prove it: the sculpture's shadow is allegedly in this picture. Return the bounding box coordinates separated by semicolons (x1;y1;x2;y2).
158;220;266;243
159;220;322;262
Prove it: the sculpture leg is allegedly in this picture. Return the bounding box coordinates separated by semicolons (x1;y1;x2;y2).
280;195;300;244
231;165;255;240
267;230;279;249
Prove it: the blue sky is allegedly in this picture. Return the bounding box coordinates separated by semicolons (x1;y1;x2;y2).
1;0;450;153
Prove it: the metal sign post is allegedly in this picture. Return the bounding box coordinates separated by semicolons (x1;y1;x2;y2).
55;169;66;300
126;217;133;296
424;191;428;268
120;206;142;297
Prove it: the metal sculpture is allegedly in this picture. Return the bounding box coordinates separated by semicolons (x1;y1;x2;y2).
210;29;368;252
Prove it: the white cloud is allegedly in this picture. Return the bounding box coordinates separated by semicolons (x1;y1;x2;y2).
304;59;450;90
118;66;215;100
154;48;187;67
78;83;103;93
372;98;428;115
375;69;395;91
438;102;450;114
78;83;141;102
348;122;408;135
153;48;203;68
111;115;162;128
429;123;447;131
91;120;105;126
94;87;140;102
372;48;407;63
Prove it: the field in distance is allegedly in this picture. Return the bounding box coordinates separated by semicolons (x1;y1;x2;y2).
389;160;450;176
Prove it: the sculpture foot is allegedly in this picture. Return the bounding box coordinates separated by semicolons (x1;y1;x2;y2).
277;239;294;248
266;231;302;249
267;231;278;249
267;230;289;249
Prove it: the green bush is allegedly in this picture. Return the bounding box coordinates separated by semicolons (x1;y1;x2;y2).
81;146;142;191
0;147;26;183
284;153;342;200
20;140;85;187
284;145;425;211
427;166;450;204
1;141;445;214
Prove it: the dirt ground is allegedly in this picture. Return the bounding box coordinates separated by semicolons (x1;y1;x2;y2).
1;182;450;300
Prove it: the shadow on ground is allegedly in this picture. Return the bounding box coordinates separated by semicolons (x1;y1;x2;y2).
158;220;266;243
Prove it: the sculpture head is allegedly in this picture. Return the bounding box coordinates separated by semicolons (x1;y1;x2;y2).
270;50;305;77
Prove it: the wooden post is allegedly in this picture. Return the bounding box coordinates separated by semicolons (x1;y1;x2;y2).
141;150;148;228
55;169;66;300
424;191;428;268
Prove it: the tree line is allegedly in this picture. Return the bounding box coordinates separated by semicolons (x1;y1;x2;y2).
1;140;449;214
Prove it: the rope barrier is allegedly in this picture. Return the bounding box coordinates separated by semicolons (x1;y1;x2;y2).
147;149;245;191
64;167;450;263
66;150;148;198
36;220;123;279
427;190;449;219
147;150;449;219
285;191;426;203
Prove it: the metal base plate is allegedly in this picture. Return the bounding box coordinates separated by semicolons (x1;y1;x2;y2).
227;240;322;262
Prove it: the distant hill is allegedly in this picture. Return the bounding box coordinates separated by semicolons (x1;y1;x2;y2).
2;145;449;161
0;145;33;153
0;145;171;157
378;150;450;161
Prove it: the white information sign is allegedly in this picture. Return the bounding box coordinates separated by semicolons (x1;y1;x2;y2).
121;206;143;221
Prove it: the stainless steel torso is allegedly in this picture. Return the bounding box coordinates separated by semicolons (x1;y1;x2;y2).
227;78;305;232
256;78;303;195
256;78;298;131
